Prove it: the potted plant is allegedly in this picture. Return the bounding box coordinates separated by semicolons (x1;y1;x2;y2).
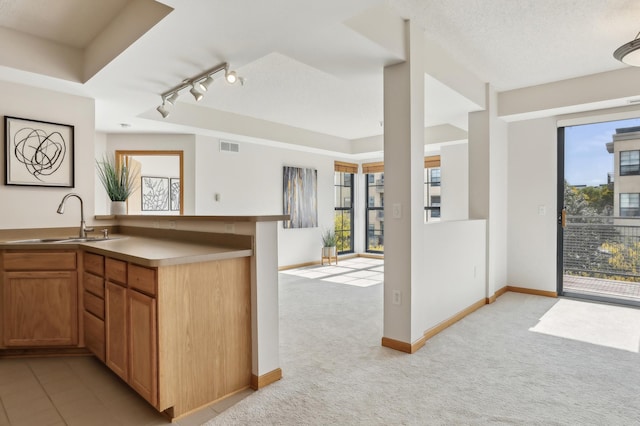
96;155;138;215
321;228;337;264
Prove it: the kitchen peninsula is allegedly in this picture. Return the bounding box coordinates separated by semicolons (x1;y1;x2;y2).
0;215;285;420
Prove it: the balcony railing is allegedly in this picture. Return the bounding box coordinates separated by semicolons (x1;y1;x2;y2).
564;215;640;282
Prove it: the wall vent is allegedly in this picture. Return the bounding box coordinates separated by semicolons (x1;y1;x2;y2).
220;140;240;153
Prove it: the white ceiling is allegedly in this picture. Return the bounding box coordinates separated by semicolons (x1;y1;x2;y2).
0;0;638;152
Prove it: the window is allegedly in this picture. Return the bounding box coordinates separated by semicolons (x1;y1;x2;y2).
620;193;640;216
424;164;441;222
620;150;640;176
365;171;384;253
334;171;354;254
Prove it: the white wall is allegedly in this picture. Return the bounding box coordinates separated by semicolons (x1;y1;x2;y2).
507;117;557;291
0;81;95;230
418;220;486;332
440;142;468;221
103;134;197;215
194;136;337;267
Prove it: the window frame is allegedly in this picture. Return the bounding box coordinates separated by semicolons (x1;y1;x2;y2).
620;192;640;216
365;171;384;253
620;150;640;176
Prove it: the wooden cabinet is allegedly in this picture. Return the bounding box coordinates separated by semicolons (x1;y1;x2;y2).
103;257;158;407
83;252;105;361
128;289;157;406
1;251;78;348
106;281;128;381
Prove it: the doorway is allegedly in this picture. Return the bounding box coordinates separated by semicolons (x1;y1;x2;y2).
116;150;184;215
558;118;640;306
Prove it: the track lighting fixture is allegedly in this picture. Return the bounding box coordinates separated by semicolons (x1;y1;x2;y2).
156;61;242;118
156;103;170;118
614;31;640;66
189;84;204;101
225;69;237;84
199;76;214;91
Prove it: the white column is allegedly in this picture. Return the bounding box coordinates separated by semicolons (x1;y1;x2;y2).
382;19;426;348
468;84;508;299
251;221;281;384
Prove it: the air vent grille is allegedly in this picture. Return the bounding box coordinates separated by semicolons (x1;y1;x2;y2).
220;140;240;153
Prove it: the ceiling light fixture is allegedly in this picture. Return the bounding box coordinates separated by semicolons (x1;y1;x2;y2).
156;62;242;118
189;84;204;101
614;31;640;66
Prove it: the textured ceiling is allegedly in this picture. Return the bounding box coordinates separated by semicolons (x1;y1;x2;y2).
0;0;639;149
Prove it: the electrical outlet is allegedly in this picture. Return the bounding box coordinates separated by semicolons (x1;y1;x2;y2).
224;223;235;233
392;290;401;305
168;220;177;229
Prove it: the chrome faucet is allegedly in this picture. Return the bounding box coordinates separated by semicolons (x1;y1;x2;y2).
57;193;94;238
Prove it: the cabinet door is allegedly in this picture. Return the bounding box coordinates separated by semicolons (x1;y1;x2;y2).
105;281;128;381
2;271;78;347
128;289;157;407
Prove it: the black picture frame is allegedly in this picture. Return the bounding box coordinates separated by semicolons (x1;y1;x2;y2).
4;115;74;187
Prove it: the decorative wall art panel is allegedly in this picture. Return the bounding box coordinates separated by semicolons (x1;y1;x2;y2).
170;178;180;211
141;176;169;211
4;116;74;187
283;166;317;229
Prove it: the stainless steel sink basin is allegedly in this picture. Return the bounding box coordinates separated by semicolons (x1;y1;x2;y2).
4;236;120;244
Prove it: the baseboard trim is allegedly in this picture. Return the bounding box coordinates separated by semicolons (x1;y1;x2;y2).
486;285;508;304
507;285;557;298
278;261;318;271
381;335;427;354
424;298;486;341
250;368;282;390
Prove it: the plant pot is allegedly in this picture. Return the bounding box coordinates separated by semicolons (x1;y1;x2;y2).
110;201;127;215
322;246;336;257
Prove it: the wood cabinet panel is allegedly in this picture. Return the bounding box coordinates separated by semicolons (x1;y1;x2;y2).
4;251;76;271
128;289;157;407
83;272;104;298
3;271;78;347
84;311;105;362
106;258;127;285
128;264;156;296
84;291;105;319
105;281;128;381
83;253;104;276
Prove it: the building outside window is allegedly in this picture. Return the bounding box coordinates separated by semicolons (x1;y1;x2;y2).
334;171;354;254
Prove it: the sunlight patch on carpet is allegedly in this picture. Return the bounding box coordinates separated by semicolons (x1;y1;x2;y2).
529;299;640;353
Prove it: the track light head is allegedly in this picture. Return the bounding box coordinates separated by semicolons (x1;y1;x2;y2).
225;70;237;84
199;76;214;91
190;85;204;101
166;91;179;105
157;103;170;118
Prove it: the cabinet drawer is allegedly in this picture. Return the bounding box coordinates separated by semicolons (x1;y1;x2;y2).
84;291;105;319
83;272;104;298
84;252;104;276
128;264;157;296
106;258;127;285
3;251;76;271
84;311;105;362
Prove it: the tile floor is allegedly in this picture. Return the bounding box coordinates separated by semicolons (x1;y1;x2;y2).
280;257;384;287
0;356;252;426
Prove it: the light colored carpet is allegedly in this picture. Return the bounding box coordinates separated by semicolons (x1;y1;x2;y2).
204;273;640;425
